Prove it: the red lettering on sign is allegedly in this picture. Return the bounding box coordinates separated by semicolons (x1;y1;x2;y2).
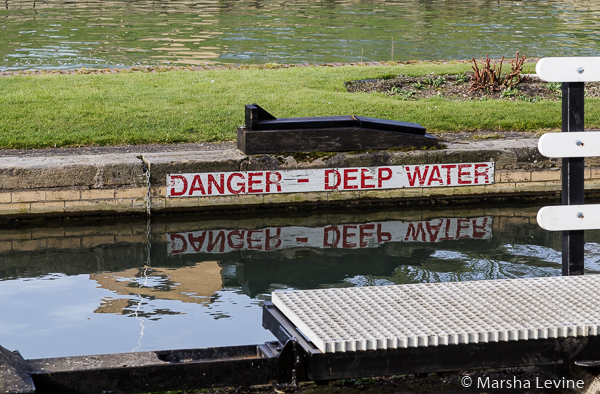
168;216;493;255
227;230;245;249
378;168;392;188
208;174;225;195
359;224;375;247
342;225;357;248
405;223;426;242
427;165;444;186
325;170;341;190
323;226;340;247
265;228;282;251
169;233;187;254
188;232;207;252
441;164;457;184
207;231;225;253
246;230;262;251
457;164;472;185
377;223;391;243
227;173;245;194
438;219;455;241
343;169;359;190
170;175;188;197
189;175;206;196
266;172;282;192
170;162;492;198
456;219;470;239
472;218;488;238
406;166;430;187
247;172;263;193
426;220;443;242
360;169;375;189
474;164;490;184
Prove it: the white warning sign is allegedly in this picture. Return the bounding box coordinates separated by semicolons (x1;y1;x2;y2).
167;162;494;198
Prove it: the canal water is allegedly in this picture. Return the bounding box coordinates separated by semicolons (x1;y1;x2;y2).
2;0;600;70
2;204;600;359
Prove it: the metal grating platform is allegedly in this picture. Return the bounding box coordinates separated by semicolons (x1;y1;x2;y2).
271;275;600;353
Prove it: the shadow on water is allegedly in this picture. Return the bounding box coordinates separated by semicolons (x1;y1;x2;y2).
1;203;600;358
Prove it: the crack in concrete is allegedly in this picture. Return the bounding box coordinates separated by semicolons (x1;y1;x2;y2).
238;156;250;172
92;164;105;189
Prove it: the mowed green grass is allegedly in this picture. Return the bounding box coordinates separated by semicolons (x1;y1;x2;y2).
1;61;598;149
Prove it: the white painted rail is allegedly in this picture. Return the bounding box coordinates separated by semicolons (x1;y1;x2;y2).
536;57;600;82
272;275;600;353
538;131;600;158
535;57;597;273
537;204;600;231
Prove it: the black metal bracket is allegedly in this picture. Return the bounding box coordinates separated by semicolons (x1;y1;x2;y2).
245;103;277;131
238;104;437;154
574;360;600;368
561;82;586;275
262;302;314;384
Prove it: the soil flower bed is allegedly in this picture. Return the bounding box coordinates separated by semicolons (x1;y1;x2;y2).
345;73;600;102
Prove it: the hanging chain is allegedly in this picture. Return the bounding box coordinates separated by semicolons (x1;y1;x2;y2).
134;157;152;352
141;160;152;218
140;158;152;267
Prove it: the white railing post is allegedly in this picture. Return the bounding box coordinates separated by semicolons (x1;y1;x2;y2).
534;57;600;275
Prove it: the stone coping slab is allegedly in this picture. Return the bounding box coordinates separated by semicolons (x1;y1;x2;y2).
0;139;545;191
0;138;594;218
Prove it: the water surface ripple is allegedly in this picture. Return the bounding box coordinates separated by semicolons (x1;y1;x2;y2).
1;206;600;358
2;0;600;70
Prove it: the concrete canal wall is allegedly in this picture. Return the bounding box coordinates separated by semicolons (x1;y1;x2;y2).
0;138;599;220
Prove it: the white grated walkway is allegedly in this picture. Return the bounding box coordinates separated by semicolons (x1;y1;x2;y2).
272;275;600;353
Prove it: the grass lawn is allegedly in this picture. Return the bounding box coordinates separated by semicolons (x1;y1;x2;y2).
1;61;598;149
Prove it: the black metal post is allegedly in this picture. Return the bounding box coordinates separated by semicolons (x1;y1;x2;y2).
561;82;585;276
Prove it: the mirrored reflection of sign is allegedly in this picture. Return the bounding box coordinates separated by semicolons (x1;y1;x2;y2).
169;217;492;255
167;162;495;197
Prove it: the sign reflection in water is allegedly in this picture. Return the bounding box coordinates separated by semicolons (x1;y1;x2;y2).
168;217;492;254
3;0;600;70
1;207;600;358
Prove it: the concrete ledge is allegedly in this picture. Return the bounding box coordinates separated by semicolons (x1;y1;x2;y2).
0;345;34;394
0;154;145;190
0;138;596;219
570;364;600;394
143;150;247;184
